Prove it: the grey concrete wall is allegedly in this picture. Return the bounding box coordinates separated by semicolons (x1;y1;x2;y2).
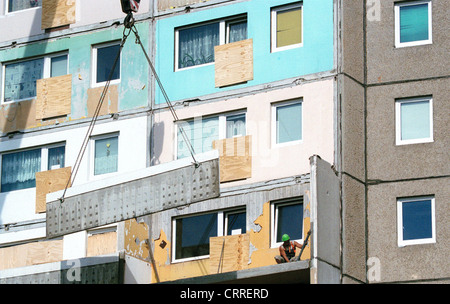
366;0;449;84
366;78;450;181
367;178;449;283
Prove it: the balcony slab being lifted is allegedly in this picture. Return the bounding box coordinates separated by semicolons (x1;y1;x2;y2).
46;151;220;239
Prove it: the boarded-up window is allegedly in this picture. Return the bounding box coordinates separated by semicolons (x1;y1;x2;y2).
41;0;76;30
272;3;303;51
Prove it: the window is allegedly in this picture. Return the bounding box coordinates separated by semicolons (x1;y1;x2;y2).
397;196;436;247
271;198;303;247
272;99;302;146
395;97;433;145
92;134;119;176
0;143;65;193
175;15;248;70
172;208;246;262
176;111;246;159
271;3;303;52
7;0;41;13
92;42;121;86
2;53;68;103
395;1;432;48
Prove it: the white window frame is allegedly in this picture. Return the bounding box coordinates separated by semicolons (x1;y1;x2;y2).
271;99;303;148
395;96;433;146
1;52;69;104
91;41;122;88
0;142;66;193
174;15;247;71
270;198;304;248
171;208;246;263
5;0;41;14
174;110;247;160
394;0;432;48
89;132;120;180
271;2;304;53
397;196;436;247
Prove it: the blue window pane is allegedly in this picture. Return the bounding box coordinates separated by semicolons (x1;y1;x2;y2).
4;58;44;102
177;117;219;159
400;100;431;140
228;21;247;43
96;44;120;83
400;3;429;43
51;55;68;78
276;102;302;144
8;0;42;12
226;211;246;235
402;199;432;241
48;146;65;170
175;213;218;260
276;202;303;242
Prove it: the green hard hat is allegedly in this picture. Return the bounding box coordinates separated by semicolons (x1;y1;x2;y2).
282;234;290;242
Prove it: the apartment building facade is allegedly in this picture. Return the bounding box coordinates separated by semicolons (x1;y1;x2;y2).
0;0;447;284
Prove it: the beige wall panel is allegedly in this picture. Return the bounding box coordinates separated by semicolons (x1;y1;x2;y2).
87;231;117;257
36;74;72;120
35;166;72;213
158;0;209;11
87;85;119;117
41;0;76;30
215;39;253;88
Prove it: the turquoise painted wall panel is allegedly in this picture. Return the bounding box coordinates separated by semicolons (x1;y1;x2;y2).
155;0;334;104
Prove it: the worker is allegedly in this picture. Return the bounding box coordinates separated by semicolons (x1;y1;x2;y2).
274;234;303;264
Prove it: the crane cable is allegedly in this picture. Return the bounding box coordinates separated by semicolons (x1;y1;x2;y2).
60;14;197;202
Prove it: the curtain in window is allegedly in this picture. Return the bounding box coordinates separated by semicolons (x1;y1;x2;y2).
226;114;246;138
48;146;65;170
4;58;44;102
400;100;430;140
399;3;429;43
228;21;248;43
177;117;219;159
8;0;41;12
276;7;302;48
1;149;41;192
94;137;118;175
276;102;302;144
178;23;220;69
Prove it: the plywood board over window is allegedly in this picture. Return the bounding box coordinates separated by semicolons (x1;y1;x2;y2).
36;74;72;120
215;39;253;88
41;0;76;30
209;234;250;273
212;135;252;183
35;166;72;213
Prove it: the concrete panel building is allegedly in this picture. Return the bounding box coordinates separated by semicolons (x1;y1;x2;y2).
0;0;448;285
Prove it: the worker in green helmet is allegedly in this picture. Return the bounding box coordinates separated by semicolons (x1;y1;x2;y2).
274;234;303;264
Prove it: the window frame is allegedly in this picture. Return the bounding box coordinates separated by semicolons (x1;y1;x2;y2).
171;207;247;263
271;99;303;148
89;132;120;179
270;197;304;248
395;96;433;146
5;0;42;14
174;110;247;160
394;0;432;48
1;52;69;104
0;142;66;193
397;196;436;247
271;2;304;53
174;15;248;71
91;41;122;88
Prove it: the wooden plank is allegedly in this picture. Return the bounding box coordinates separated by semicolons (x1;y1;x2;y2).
35;166;72;214
41;0;76;30
209;234;250;274
215;39;253;88
87;231;117;257
158;0;208;11
36;74;72;120
212;135;252;183
0;240;63;271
